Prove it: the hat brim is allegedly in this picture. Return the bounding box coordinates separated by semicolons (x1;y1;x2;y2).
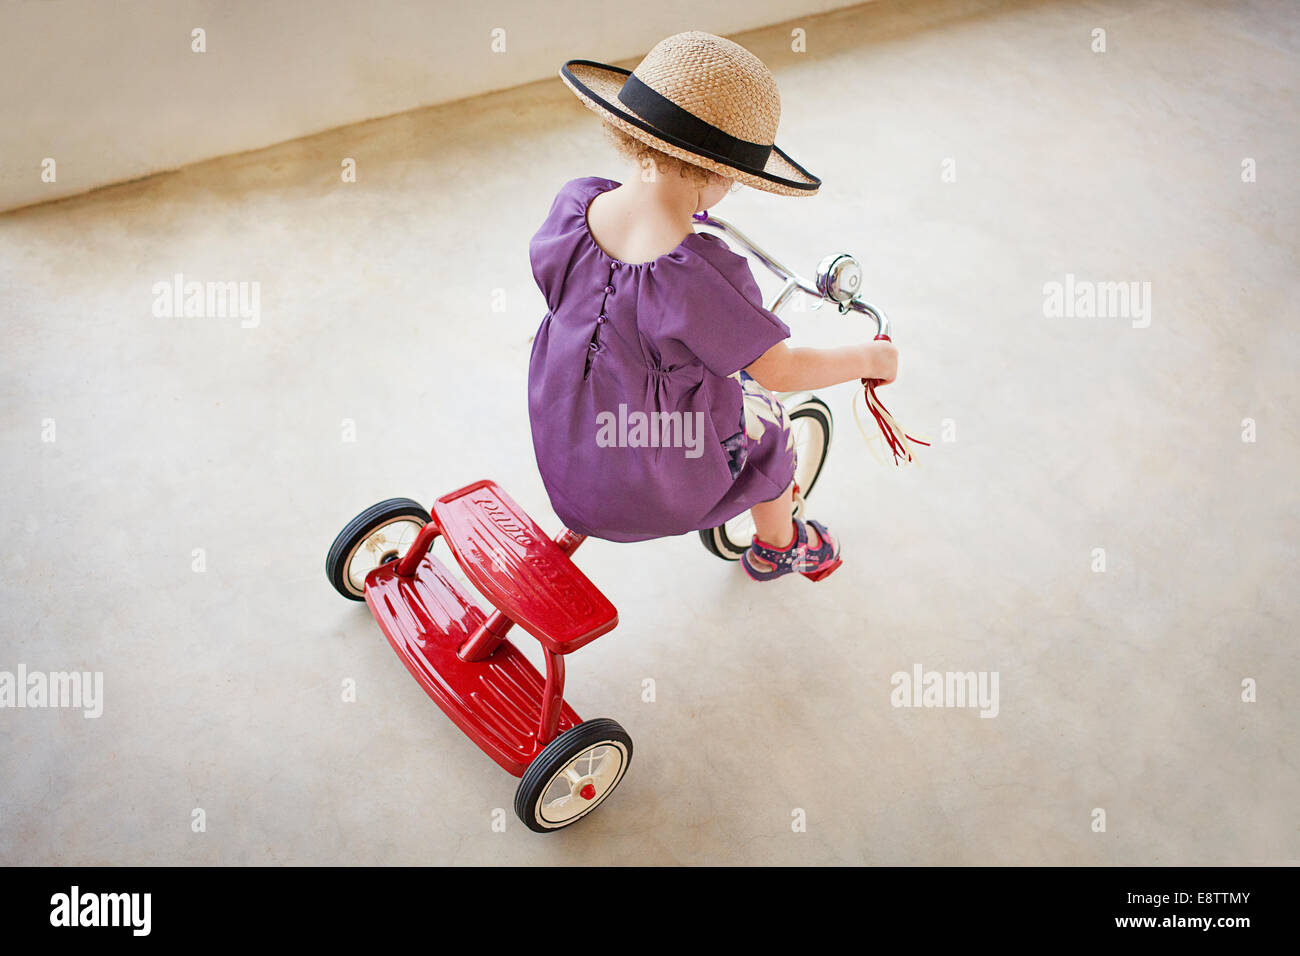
560;59;820;197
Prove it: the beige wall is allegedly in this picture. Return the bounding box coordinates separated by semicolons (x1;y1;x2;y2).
0;0;863;212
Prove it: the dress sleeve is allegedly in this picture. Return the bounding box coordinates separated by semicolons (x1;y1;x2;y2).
652;233;791;378
528;178;607;312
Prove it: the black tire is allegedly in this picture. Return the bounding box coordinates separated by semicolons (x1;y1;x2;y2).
699;395;834;561
699;529;727;560
325;498;430;600
515;718;633;833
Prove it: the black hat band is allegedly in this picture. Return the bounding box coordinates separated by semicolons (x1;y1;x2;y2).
615;72;774;171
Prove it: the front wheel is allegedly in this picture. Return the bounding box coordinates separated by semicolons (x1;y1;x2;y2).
515;718;633;833
699;394;833;561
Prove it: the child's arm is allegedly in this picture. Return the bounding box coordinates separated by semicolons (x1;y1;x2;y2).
745;339;898;392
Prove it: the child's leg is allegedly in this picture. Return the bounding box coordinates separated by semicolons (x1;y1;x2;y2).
751;480;795;548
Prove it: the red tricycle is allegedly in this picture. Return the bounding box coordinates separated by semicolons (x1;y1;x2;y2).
325;215;890;832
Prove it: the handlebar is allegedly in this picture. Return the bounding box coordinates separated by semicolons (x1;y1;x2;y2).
692;213;891;339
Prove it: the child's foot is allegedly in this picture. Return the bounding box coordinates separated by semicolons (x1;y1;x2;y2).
741;518;842;582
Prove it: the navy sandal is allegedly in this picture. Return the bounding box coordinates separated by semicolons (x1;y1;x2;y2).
741;518;842;582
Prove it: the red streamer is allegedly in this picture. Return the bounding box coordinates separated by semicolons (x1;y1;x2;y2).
858;334;929;466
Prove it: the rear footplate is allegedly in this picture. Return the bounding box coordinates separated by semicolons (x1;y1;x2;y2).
364;552;581;776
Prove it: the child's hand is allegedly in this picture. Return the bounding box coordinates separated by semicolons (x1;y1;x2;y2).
863;339;898;384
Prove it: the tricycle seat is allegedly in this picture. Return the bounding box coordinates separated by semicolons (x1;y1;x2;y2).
432;481;617;655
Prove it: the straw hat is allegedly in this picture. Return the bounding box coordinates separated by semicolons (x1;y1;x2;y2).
560;31;820;197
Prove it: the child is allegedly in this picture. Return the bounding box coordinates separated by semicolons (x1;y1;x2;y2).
528;31;898;581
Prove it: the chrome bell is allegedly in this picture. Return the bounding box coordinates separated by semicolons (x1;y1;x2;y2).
815;253;862;304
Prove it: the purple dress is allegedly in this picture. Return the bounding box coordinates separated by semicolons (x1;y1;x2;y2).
527;176;797;543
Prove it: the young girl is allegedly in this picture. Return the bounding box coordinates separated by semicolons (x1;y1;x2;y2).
528;31;898;581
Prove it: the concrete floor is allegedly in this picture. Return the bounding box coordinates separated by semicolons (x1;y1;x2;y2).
1;0;1297;865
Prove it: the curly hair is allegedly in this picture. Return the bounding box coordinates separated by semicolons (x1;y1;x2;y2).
601;121;718;188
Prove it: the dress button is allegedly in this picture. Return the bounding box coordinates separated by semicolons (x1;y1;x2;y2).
596;315;608;324
604;285;614;294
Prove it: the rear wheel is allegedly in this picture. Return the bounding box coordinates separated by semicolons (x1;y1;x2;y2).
325;498;430;600
699;395;833;561
515;718;633;833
